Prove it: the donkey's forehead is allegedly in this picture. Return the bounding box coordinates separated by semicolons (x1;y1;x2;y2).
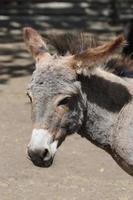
29;64;77;95
34;64;75;82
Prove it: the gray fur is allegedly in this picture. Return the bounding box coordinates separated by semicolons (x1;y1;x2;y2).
28;62;84;144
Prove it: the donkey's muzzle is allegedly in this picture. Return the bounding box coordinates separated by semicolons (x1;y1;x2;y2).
27;129;58;167
28;148;53;167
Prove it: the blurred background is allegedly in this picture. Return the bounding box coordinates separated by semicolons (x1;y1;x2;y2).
0;0;133;83
1;0;133;39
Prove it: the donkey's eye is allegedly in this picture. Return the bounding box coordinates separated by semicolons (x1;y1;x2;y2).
57;97;70;106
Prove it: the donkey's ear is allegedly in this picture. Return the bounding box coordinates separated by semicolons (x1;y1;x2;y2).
71;35;125;74
23;27;50;60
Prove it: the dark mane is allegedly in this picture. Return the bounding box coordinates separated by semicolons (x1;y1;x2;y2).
105;57;133;77
47;32;133;78
47;32;99;55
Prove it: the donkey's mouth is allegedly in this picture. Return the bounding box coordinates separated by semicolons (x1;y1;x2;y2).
30;154;53;168
30;157;53;168
27;147;54;167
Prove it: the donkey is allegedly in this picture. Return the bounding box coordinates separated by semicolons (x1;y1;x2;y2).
23;27;133;175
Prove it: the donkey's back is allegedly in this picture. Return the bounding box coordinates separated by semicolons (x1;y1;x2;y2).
111;100;133;175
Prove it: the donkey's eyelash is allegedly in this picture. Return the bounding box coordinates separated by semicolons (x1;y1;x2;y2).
26;92;32;103
57;97;70;106
39;81;44;85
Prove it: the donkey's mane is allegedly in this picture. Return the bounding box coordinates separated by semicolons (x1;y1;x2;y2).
47;32;99;55
47;32;133;77
106;57;133;77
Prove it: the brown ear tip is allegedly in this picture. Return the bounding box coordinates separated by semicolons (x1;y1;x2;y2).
23;27;37;37
116;34;126;45
23;27;31;38
23;27;31;33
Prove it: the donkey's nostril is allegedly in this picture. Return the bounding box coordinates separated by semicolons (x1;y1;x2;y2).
42;149;52;162
42;149;48;158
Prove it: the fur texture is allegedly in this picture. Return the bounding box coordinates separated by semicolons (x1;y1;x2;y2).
24;28;133;175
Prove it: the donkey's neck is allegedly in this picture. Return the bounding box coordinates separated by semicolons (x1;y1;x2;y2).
78;68;132;148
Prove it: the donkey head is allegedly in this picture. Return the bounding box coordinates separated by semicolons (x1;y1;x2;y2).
23;27;124;167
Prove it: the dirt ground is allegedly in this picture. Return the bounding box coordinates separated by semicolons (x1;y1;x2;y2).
0;41;133;200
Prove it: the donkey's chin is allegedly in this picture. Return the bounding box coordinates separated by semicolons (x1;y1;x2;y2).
27;129;58;167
